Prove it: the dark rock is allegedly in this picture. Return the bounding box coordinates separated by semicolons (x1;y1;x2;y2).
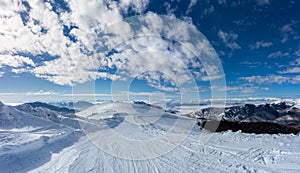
201;120;300;134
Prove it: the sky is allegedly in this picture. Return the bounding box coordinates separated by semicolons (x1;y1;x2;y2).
0;0;300;103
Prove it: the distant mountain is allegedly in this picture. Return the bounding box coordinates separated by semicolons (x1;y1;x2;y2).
50;101;94;111
186;102;300;126
2;100;300;135
188;102;300;134
201;120;300;134
24;102;75;113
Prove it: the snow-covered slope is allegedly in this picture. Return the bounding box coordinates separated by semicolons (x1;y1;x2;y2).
0;102;54;129
0;101;299;172
0;101;80;168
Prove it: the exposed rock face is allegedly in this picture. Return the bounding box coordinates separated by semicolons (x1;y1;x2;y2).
187;102;300;125
201;120;300;135
187;102;300;134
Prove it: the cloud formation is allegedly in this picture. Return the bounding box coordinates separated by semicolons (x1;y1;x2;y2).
268;51;289;58
280;20;299;43
249;41;273;49
218;30;241;50
0;55;35;68
0;0;223;92
26;90;58;95
240;74;300;85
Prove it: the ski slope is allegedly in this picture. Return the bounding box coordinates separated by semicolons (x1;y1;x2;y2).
0;102;299;172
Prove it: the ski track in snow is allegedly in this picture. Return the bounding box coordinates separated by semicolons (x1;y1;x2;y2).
0;103;299;173
29;126;300;173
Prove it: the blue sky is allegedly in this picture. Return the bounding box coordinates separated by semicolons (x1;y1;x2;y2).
0;0;300;103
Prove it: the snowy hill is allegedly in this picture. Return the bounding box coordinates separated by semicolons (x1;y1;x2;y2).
0;101;81;169
0;101;299;172
0;101;61;129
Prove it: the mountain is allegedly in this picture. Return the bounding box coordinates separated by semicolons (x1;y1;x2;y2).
201;120;299;134
0;101;58;129
0;101;300;172
50;101;94;111
15;102;82;129
185;102;300;134
186;102;300;125
25;102;75;113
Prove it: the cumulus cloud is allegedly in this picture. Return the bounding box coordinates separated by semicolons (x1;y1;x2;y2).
213;85;269;94
26;90;59;95
268;51;289;58
280;20;299;43
240;74;300;85
218;30;241;50
118;0;149;13
102;19;222;91
249;41;273;49
240;75;287;84
288;58;300;66
0;0;131;84
202;5;214;17
240;61;270;68
294;50;300;57
255;0;270;6
0;55;35;68
186;0;198;14
278;67;300;74
0;1;222;92
277;57;300;74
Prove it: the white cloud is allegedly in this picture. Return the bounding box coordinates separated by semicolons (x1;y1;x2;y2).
26;90;59;95
278;67;300;74
288;58;300;66
278;57;300;74
268;51;289;58
0;0;147;84
186;0;198;14
294;50;300;57
0;0;70;55
218;30;241;50
100;13;222;91
280;21;298;43
255;0;270;6
118;0;149;13
218;0;227;5
240;74;300;85
240;61;261;65
0;55;35;68
11;67;31;74
0;0;223;92
249;41;273;49
181;86;208;93
240;75;285;84
296;58;300;65
202;5;214;17
213;85;269;94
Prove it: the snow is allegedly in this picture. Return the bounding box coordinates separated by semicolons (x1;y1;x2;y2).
0;102;299;172
294;99;300;108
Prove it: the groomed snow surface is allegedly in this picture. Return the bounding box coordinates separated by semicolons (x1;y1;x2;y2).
0;102;299;173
